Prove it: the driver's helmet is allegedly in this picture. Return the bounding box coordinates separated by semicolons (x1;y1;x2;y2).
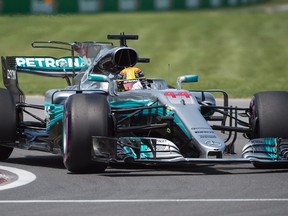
116;67;146;91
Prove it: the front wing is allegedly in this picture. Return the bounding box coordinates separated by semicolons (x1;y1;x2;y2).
91;137;288;168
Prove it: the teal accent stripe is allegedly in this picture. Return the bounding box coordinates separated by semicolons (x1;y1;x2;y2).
111;99;191;139
263;138;277;159
110;99;154;108
173;113;191;139
45;103;64;131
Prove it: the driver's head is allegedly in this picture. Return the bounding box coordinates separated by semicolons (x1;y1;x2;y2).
117;67;145;91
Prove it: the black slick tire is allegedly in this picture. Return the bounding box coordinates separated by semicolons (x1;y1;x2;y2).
250;91;288;139
0;88;16;160
63;93;112;173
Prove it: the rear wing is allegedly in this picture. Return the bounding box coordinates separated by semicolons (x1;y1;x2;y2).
1;40;86;103
1;56;86;103
2;56;85;77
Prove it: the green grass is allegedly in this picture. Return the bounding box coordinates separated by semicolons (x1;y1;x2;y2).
1;1;288;97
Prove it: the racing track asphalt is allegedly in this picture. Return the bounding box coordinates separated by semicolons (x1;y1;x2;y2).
0;96;288;216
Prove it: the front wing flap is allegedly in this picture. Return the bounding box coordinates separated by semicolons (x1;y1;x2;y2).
242;138;288;161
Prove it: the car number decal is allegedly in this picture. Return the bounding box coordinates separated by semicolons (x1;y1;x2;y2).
164;91;190;98
164;91;194;104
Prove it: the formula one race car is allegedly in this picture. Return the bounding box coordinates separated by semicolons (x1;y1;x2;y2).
1;34;288;173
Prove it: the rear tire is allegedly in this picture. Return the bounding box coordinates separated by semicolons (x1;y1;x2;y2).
0;88;16;160
250;91;288;138
63;93;112;173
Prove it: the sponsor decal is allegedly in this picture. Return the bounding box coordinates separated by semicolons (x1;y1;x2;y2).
119;0;138;11
205;140;222;147
31;0;56;14
211;0;222;7
156;138;167;143
7;69;16;80
155;0;171;10
199;135;217;139
196;130;217;138
78;0;101;13
195;130;215;134
228;0;238;6
186;0;200;8
156;139;178;150
15;57;85;70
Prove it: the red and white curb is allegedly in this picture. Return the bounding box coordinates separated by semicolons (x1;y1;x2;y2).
0;166;36;191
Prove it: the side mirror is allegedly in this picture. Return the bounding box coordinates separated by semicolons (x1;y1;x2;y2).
88;74;119;96
88;74;109;82
177;75;198;90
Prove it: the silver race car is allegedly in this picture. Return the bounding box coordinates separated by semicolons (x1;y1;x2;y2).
1;34;288;173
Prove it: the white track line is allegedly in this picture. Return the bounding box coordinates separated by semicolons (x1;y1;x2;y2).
0;199;288;203
0;165;36;191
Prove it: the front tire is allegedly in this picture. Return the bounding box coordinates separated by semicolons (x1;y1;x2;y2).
250;91;288;138
0;88;16;160
63;93;112;173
